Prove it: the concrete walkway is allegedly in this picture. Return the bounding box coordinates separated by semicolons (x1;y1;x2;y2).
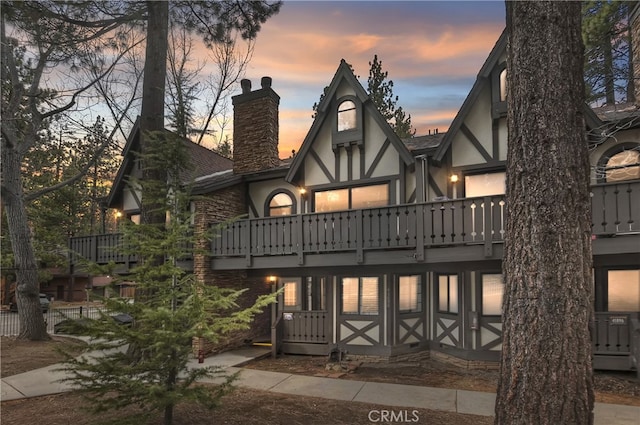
2;346;639;424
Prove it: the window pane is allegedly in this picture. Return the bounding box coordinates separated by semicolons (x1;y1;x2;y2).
449;275;458;313
352;184;389;209
482;274;504;315
499;69;507;102
338;100;356;131
606;150;640;182
465;172;506;198
399;275;421;312
269;193;293;216
608;270;640;311
315;188;349;212
438;275;449;312
283;281;299;309
342;278;359;314
361;277;379;315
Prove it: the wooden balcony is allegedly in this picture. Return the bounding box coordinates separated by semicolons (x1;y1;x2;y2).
69;181;640;270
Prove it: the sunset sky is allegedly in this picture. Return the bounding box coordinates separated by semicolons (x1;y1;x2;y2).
240;1;506;157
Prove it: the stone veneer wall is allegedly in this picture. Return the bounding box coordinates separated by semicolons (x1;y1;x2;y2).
232;78;280;175
191;185;271;355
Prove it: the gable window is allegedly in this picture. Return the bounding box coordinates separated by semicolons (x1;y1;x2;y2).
314;183;389;212
499;69;508;102
438;274;458;314
342;277;379;315
399;275;422;313
465;172;506;198
338;100;357;131
265;190;297;217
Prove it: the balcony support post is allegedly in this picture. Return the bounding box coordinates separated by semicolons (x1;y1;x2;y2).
296;216;305;265
244;221;252;267
484;196;493;257
356;210;364;264
415;205;425;262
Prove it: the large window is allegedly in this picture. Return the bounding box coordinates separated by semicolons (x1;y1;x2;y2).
465;172;506;198
314;183;389;212
438;274;458;313
608;269;640;311
342;277;379;315
482;274;504;316
399;275;422;313
338;100;357;131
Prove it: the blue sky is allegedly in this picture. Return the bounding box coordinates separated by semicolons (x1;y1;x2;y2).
241;1;506;155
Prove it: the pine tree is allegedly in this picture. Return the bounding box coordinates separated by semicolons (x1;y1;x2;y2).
582;1;633;105
58;133;275;425
367;54;415;138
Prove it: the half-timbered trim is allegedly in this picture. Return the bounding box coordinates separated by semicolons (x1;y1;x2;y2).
309;148;336;183
460;123;493;163
365;138;392;178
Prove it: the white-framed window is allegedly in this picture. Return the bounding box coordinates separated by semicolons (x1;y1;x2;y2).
608;269;640;311
438;274;458;314
342;277;379;315
399;275;422;313
481;273;504;316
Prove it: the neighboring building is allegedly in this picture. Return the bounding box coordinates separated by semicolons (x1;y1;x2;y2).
70;33;640;370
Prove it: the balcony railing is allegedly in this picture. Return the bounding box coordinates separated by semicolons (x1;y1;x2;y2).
69;181;640;267
212;194;507;262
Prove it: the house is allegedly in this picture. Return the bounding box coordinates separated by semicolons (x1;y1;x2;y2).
70;33;640;370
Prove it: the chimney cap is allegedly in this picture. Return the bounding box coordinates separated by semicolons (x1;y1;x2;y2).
261;76;272;89
241;79;251;94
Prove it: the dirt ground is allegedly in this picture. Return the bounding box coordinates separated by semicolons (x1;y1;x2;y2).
245;353;640;407
1;337;638;424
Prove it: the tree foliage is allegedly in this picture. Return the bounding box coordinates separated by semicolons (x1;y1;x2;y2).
1;0;280;339
58;133;275;425
582;1;634;105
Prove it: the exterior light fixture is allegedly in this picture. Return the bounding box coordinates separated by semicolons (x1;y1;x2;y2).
267;275;277;283
299;187;307;197
450;174;459;199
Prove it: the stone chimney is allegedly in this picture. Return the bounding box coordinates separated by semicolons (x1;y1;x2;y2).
631;3;640;106
232;76;280;174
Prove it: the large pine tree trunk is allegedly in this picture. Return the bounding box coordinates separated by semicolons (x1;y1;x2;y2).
495;2;594;424
1;145;49;340
140;0;169;226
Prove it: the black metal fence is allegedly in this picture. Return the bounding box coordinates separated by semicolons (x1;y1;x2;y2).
0;306;104;336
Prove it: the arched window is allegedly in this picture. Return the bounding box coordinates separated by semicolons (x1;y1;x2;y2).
266;191;295;216
499;69;507;102
598;143;640;182
337;100;357;131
